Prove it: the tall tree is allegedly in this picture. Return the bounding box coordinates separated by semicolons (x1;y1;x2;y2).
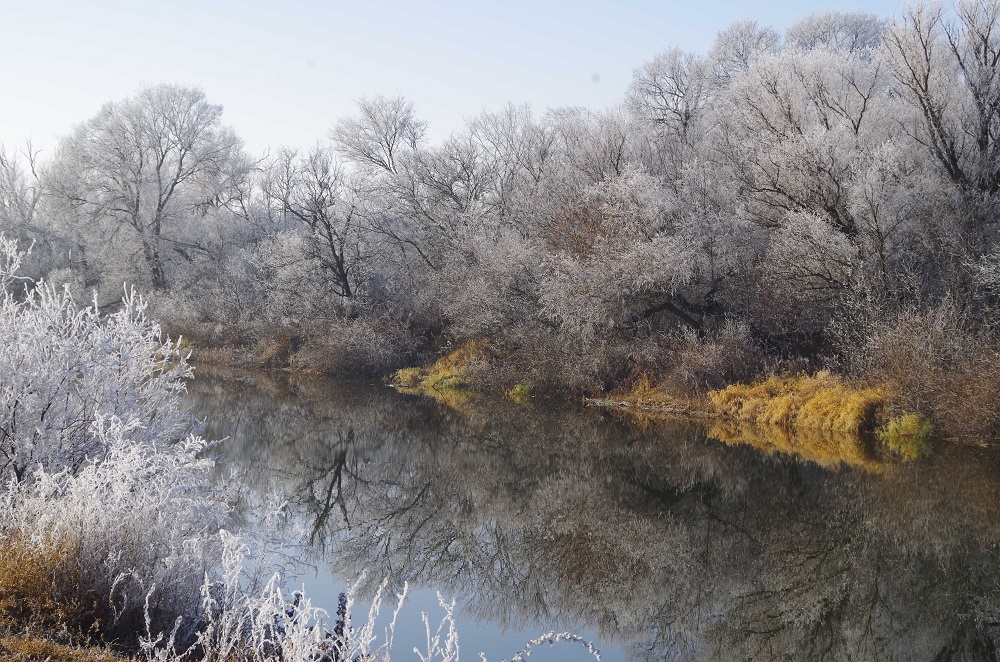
886;0;1000;196
49;84;244;291
264;145;365;299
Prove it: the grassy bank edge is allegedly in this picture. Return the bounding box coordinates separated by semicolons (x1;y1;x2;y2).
384;341;936;462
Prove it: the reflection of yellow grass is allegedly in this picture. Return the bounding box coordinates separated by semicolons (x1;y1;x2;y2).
395;385;477;410
709;372;888;433
708;419;885;471
506;382;533;405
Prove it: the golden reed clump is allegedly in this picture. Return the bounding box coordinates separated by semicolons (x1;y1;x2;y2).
708;371;888;434
392;338;491;390
707;372;933;468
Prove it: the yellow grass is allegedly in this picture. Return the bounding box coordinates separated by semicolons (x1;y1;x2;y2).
709;371;889;434
877;413;933;460
390;339;492;410
390;338;490;390
705;372;935;469
595;374;709;416
0;636;131;661
0;538;90;636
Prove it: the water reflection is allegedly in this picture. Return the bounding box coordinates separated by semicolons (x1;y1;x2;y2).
186;368;1000;661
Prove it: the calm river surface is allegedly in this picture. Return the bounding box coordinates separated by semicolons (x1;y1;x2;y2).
185;368;1000;662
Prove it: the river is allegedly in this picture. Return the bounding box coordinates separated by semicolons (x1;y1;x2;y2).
184;368;1000;662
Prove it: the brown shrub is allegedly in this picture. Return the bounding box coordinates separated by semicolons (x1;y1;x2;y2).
0;636;129;661
292;317;423;377
860;306;1000;441
659;321;767;395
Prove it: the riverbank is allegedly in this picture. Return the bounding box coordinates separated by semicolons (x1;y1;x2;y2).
188;331;987;456
384;341;938;463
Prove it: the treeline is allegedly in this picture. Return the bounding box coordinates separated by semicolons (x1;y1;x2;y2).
3;2;1000;437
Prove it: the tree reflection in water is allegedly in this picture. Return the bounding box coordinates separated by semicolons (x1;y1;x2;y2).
186;369;1000;662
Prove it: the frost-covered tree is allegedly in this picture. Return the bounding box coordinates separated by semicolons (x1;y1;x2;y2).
539;169;697;341
464;104;556;232
628;48;713;145
708;19;782;86
785;10;887;54
264;145;374;301
711;42;892;298
47;84;246;292
886;0;1000;197
332;95;426;175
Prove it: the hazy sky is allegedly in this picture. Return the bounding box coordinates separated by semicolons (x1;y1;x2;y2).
2;0;904;156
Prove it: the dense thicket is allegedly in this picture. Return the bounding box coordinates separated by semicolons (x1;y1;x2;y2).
4;1;1000;437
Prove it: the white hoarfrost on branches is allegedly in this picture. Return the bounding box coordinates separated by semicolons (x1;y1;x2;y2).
0;250;192;479
0;415;228;643
539;170;696;340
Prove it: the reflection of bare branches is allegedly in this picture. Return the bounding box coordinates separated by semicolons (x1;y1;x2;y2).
186;370;1000;662
308;444;350;544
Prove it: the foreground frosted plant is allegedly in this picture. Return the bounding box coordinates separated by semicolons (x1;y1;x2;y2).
0;234;220;647
0;236;193;482
0;415;228;647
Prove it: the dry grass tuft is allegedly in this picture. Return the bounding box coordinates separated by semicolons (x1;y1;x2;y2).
709;371;889;434
390;338;491;391
0;534;141;653
592;374;710;417
0;538;100;638
0;636;130;661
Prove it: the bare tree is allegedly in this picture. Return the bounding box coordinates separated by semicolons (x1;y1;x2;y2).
331;95;426;174
264;145;366;299
49;84;244;291
0;144;42;237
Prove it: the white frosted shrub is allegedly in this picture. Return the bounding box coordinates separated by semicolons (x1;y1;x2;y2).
0;234;224;647
538;170;695;342
0;244;192;480
0;415;227;645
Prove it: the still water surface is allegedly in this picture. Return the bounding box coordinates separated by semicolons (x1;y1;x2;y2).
185;368;1000;661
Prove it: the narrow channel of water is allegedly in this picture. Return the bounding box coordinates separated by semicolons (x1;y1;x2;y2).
185;368;1000;662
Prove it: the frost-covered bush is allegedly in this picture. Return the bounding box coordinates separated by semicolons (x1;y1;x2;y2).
0;247;192;480
0;416;227;647
0;235;221;644
538;169;695;342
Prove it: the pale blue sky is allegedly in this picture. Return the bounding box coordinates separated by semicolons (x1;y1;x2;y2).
2;0;904;156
